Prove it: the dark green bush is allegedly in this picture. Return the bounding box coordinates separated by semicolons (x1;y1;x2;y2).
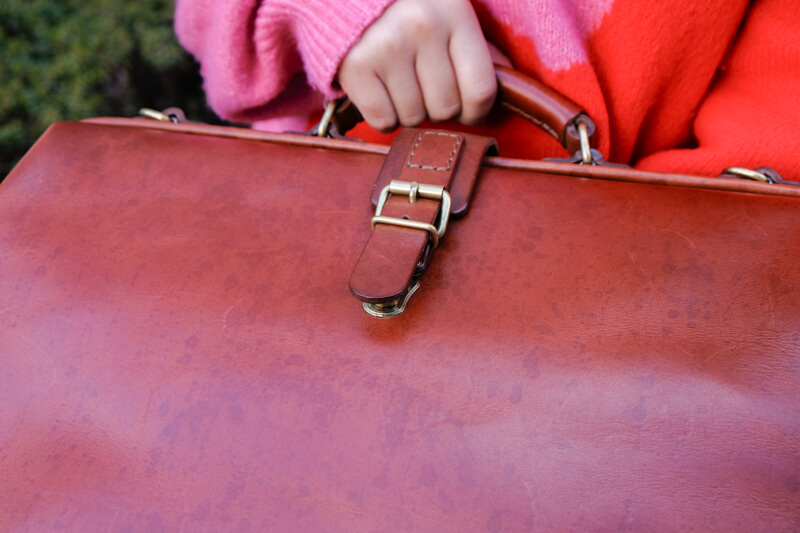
1;0;216;177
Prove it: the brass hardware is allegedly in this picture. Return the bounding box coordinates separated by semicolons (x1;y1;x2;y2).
139;108;176;123
372;180;450;248
578;121;592;165
409;181;419;203
375;180;447;209
316;100;338;137
370;217;440;248
372;180;451;244
724;167;771;183
363;280;420;318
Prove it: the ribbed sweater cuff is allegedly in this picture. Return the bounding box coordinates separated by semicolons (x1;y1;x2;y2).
259;0;395;98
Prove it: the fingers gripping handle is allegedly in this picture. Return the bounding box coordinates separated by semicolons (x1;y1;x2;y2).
327;65;595;154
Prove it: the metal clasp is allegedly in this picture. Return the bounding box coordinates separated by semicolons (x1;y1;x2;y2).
362;280;421;318
139;108;180;123
315;100;338;137
722;166;800;187
723;167;771;183
577;120;593;165
371;180;452;249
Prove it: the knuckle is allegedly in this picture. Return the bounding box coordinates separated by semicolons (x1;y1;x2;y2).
339;50;372;83
470;79;498;107
367;112;398;132
392;2;437;42
344;48;368;68
400;3;433;29
460;81;497;124
372;30;405;56
427;99;461;122
353;99;397;132
398;110;426;127
371;117;398;133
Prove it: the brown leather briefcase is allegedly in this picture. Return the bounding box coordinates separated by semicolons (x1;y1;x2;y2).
2;70;799;531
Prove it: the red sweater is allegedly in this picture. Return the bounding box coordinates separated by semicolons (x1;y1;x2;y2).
175;0;800;177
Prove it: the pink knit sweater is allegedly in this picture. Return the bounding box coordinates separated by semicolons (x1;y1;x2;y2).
175;0;800;177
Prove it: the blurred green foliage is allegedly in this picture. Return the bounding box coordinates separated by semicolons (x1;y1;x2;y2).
1;0;216;177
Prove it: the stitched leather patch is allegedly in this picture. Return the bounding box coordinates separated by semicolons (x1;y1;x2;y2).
407;132;462;171
370;128;497;216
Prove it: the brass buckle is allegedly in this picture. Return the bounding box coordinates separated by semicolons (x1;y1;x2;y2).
371;180;451;249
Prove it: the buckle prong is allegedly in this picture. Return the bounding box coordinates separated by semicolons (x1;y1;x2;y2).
372;180;451;245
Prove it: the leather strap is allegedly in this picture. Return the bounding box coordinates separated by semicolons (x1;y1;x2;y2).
349;129;496;306
369;130;498;216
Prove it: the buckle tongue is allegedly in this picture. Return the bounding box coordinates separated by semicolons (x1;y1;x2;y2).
371;180;452;249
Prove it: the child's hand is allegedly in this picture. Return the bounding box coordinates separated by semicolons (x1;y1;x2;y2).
338;0;499;132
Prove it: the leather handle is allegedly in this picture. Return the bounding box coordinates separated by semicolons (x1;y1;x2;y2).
494;65;595;154
329;65;595;154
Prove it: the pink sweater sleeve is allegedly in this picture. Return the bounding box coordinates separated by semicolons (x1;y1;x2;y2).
174;0;394;125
